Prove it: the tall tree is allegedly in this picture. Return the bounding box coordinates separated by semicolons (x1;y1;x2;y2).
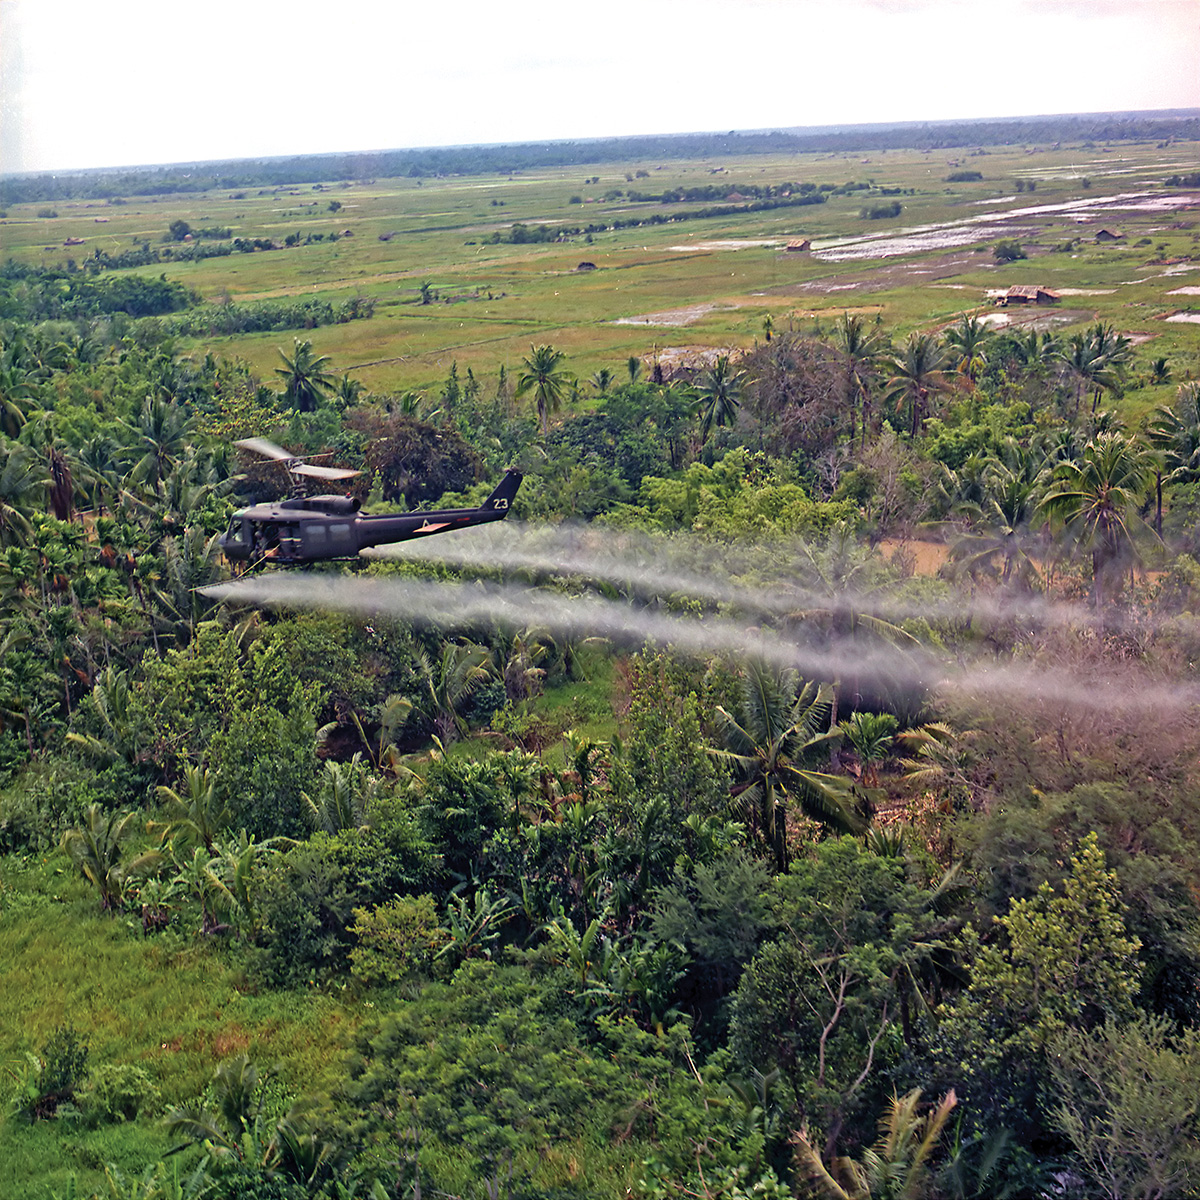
713;661;864;871
946;440;1049;588
833;314;888;447
1039;432;1157;608
886;333;951;438
0;442;44;548
274;338;335;413
1145;381;1200;535
515;344;574;435
122;395;194;492
694;354;744;445
1058;323;1130;417
943;312;994;384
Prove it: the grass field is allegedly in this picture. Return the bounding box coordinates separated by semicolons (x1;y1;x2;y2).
0;853;362;1195
4;141;1198;397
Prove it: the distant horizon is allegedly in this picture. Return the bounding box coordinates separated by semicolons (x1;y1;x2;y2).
4;0;1197;176
3;106;1199;181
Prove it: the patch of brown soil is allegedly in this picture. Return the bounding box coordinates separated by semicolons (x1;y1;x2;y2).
877;538;950;576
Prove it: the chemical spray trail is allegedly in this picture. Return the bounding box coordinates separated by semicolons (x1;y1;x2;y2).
205;573;928;683
365;522;1136;635
203;574;1200;715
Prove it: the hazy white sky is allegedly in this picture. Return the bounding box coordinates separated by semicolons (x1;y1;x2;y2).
1;0;1197;174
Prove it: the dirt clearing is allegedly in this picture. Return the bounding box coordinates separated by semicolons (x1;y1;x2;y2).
613;302;739;326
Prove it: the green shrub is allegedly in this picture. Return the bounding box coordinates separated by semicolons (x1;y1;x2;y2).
10;1025;90;1121
350;893;446;985
77;1065;161;1125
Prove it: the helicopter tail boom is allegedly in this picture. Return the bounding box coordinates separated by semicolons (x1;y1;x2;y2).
482;469;523;513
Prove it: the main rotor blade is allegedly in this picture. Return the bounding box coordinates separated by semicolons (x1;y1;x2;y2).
293;464;362;481
235;437;293;462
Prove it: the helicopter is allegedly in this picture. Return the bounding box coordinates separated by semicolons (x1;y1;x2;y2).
218;437;522;568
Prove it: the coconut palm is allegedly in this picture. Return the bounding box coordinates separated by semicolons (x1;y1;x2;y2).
159;526;222;643
65;666;142;767
946;441;1049;588
0;442;44;548
408;641;493;745
301;754;375;834
886;333;951;437
0;360;37;439
1146;381;1200;534
695;354;744;445
943;313;995;383
1007;327;1061;374
516;344;574;435
833;313;888;447
334;373;364;404
1058;323;1130;417
165;1054;268;1160
274;338;336;413
122;395;194;491
794;1087;958;1200
712;661;865;871
1039;432;1157;608
61;804;161;911
839;711;899;788
589;368;614;395
153;764;231;854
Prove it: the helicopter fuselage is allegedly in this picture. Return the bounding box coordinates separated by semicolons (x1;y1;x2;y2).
219;470;522;566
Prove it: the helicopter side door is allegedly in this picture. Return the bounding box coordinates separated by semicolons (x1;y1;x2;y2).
302;520;357;558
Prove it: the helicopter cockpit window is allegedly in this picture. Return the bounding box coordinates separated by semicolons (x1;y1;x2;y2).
226;518;246;544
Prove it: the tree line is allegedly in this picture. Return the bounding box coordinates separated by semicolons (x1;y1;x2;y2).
4;111;1197;205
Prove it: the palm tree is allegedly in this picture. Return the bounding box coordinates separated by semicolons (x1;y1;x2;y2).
159;526;222;643
886;333;951;438
1007;327;1061;374
61;804;161;911
408;641;493;745
946;441;1048;588
0;360;37;438
1058;323;1130;417
516;345;574;434
165;1054;269;1161
0;442;44;548
943;313;994;384
694;354;744;445
589;368;614;395
153;764;231;854
784;525;921;724
1145;381;1200;535
301;755;374;834
839;711;898;788
274;338;335;412
794;1088;958;1200
626;356;643;385
712;661;865;871
334;373;364;404
122;395;194;491
65;666;143;767
833;314;888;447
1039;432;1157;608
